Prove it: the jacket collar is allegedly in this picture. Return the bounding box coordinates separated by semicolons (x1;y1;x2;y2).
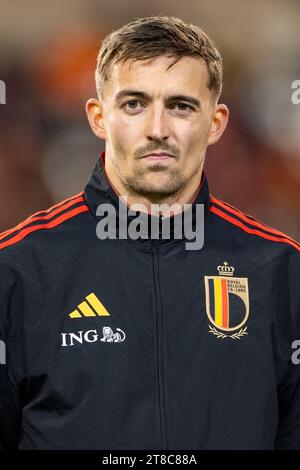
84;151;210;241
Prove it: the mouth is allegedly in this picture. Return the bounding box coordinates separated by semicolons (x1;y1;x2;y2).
142;152;175;162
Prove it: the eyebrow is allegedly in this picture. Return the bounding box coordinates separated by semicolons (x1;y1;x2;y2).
115;89;201;109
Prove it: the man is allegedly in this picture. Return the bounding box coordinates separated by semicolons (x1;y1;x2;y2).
0;15;299;450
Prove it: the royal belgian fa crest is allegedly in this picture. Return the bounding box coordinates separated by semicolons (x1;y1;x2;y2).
204;262;249;339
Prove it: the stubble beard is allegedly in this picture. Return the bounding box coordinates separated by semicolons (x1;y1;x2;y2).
121;165;186;199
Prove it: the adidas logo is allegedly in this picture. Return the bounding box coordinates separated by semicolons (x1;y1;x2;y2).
69;293;110;318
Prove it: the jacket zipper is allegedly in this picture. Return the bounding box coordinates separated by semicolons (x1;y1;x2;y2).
152;234;168;450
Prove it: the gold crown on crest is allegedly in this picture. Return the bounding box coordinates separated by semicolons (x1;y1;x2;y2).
217;261;235;276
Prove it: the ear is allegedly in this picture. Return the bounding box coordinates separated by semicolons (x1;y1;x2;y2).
85;98;106;140
207;103;229;146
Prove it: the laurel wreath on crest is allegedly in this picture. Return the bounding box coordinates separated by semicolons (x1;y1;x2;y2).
230;327;248;340
208;325;248;340
208;325;227;339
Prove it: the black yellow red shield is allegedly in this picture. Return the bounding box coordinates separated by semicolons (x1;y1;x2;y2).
204;275;249;332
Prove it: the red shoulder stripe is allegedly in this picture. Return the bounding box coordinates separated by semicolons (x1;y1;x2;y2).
29;191;84;218
210;205;300;252
210;196;300;246
0;205;89;250
0;193;84;242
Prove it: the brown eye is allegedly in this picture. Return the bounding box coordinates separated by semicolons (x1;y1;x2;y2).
173;103;193;111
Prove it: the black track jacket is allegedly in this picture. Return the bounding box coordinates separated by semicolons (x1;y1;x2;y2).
0;151;299;449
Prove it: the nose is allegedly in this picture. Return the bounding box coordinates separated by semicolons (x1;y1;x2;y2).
146;104;169;142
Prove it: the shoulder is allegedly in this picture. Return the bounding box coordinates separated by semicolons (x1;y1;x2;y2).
0;192;90;258
209;194;300;256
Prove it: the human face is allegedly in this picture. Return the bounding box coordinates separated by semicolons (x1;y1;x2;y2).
87;55;228;201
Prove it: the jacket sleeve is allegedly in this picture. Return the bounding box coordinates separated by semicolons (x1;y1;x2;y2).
274;250;300;449
0;263;22;449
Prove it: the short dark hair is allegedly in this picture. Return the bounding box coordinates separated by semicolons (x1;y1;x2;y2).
95;15;223;101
